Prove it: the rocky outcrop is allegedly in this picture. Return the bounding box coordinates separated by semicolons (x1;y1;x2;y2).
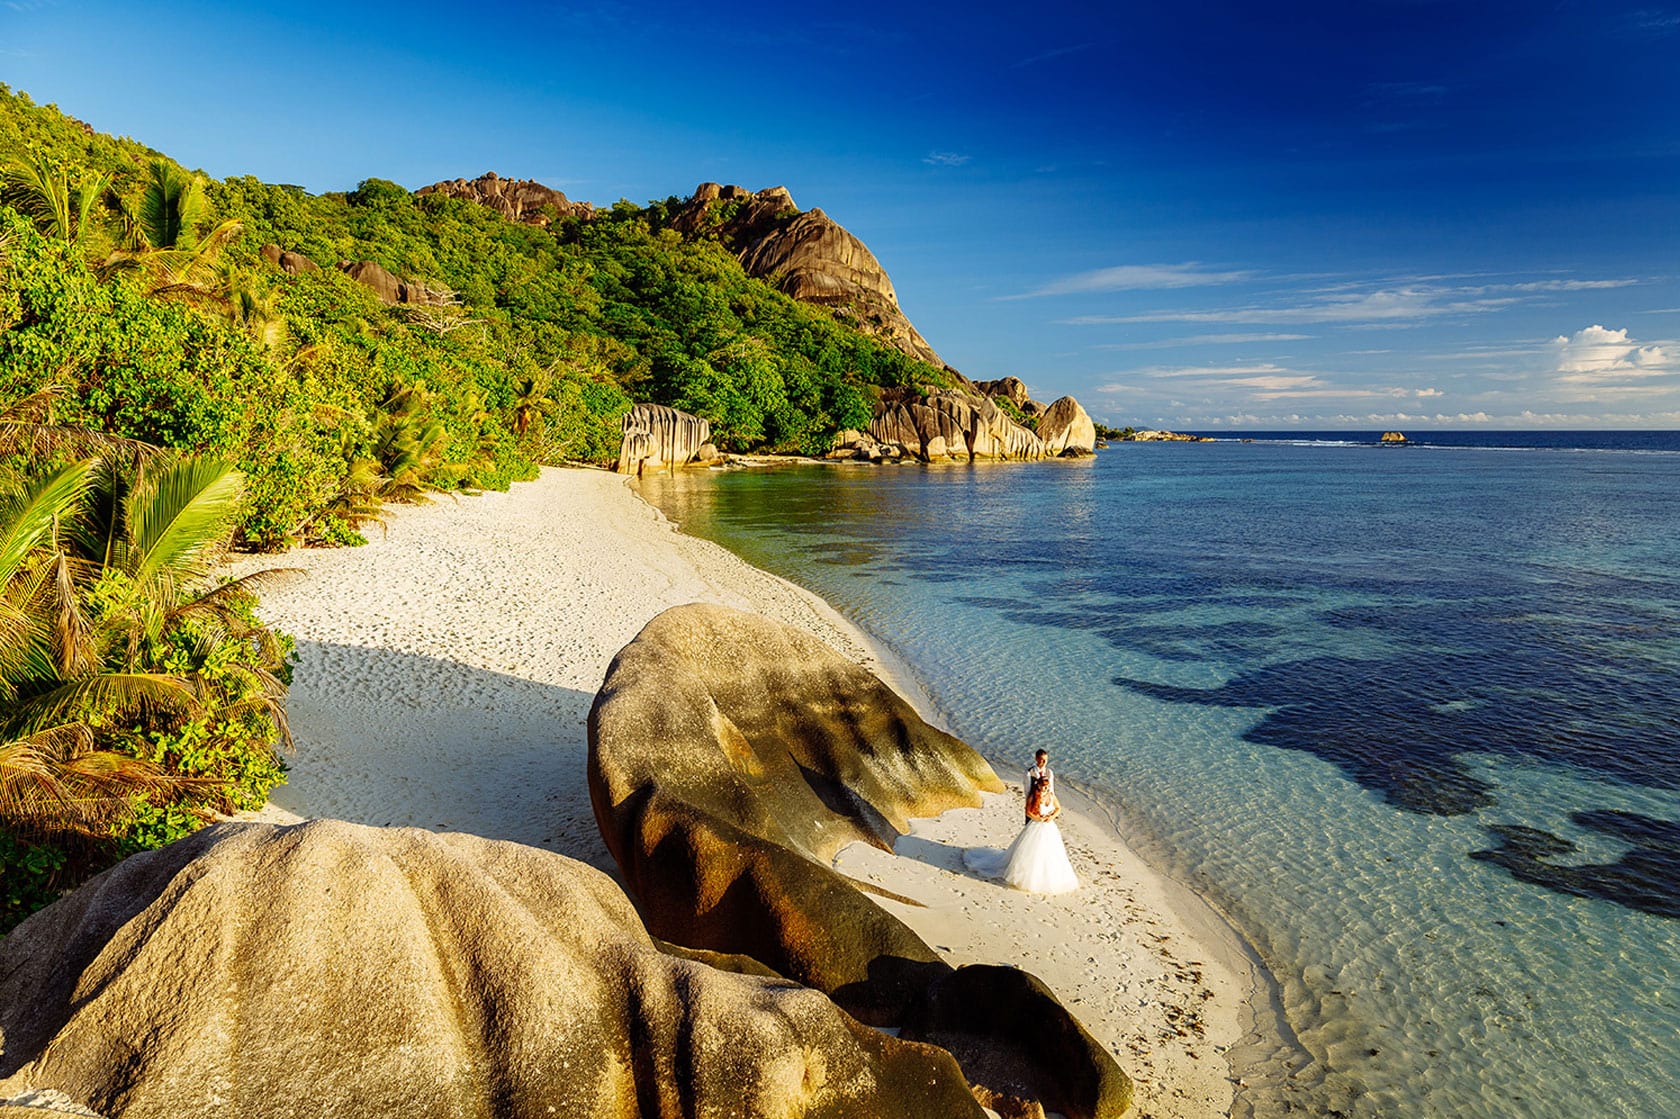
616;403;711;474
1380;430;1408;444
0;819;985;1119
973;377;1032;410
1035;396;1097;456
264;244;445;309
588;604;1132;1119
332;259;454;306
854;379;1094;462
1127;429;1214;442
857;390;1051;462
257;243;319;275
663;184;945;368
416;171;594;226
901;965;1134;1119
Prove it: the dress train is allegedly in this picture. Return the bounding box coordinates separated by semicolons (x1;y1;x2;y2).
964;818;1079;894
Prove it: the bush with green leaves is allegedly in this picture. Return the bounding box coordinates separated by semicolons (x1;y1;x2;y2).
0;449;293;931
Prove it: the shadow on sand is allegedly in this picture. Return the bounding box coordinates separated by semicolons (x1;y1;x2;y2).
269;640;613;869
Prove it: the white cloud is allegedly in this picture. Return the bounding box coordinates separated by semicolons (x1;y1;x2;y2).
1095;332;1311;350
1065;287;1517;326
1146;363;1293;379
1223;375;1323;392
1012;262;1255;299
1552;324;1673;384
1120;362;1419;402
922;151;971;167
1499;279;1638;293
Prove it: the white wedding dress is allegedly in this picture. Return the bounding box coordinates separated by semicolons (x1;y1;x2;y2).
965;818;1080;894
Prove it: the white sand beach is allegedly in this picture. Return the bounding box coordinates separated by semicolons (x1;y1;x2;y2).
228;465;1253;1119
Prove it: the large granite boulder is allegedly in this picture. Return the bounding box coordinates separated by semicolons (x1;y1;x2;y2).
0;819;984;1119
865;392;1051;463
663;184;946;369
616;403;711;474
589;605;999;1018
588;604;1132;1118
900;965;1132;1119
334;260;453;307
1035;396;1097;456
417;171;595;225
972;377;1033;410
257;243;320;275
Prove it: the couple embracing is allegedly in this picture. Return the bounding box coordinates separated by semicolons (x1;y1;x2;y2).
964;748;1080;894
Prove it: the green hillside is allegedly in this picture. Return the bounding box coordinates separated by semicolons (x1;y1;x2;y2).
0;85;947;549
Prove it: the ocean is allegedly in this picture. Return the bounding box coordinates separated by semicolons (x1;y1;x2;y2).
637;431;1680;1118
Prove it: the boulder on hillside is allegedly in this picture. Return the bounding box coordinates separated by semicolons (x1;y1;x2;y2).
257;243;320;275
334;260;454;307
416;171;594;225
338;259;402;303
0;819;986;1119
973;377;1033;409
588;604;1132;1118
1035;396;1097;456
616;403;711;474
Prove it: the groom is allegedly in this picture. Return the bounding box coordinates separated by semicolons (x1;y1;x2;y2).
1025;748;1055;823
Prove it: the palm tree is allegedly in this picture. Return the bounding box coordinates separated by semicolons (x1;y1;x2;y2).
0;155;108;256
0;454;292;844
102;159;244;304
373;384;467;503
511;373;556;438
0;462;184;839
0;382;157;466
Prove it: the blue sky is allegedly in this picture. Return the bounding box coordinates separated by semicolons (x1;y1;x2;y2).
4;0;1678;429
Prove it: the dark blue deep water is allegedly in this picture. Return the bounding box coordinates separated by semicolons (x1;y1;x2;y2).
639;434;1680;1118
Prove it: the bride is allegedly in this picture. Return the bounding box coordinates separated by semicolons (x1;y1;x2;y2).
964;748;1079;894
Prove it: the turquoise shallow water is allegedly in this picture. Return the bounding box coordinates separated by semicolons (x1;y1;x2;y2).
639;439;1680;1118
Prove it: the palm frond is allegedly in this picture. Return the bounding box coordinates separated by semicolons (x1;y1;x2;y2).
0;724;186;839
0;159;108;250
0;382;160;464
0;459;94;589
124;457;243;589
216;666;294;754
7;672;199;738
2;156;71;241
47;551;97;679
165;569;302;648
0;600;31;697
136;158;208;251
72;170;109;252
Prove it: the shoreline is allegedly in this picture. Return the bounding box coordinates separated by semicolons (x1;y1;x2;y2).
226;466;1261;1118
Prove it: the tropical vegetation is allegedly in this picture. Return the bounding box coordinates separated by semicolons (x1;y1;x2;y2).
0;392;292;929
